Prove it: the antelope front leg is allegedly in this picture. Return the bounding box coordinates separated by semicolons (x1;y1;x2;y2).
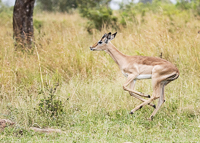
130;96;159;114
123;74;151;98
129;80;156;108
130;80;161;116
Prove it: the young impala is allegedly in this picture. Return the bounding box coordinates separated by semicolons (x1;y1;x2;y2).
90;32;179;120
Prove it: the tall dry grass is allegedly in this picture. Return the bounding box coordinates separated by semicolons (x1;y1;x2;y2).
0;10;200;142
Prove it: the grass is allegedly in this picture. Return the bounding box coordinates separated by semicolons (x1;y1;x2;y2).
0;9;200;142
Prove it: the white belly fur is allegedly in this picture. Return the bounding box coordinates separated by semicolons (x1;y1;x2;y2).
135;74;152;80
122;71;152;80
122;71;128;77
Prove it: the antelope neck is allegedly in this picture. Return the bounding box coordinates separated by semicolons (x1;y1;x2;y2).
106;42;127;69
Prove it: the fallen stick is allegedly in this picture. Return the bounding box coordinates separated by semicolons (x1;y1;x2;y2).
30;127;62;133
0;119;62;134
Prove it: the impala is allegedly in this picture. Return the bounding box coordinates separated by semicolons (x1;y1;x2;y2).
90;32;179;120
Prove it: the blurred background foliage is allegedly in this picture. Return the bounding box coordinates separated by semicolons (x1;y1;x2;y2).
1;0;200;32
36;0;200;32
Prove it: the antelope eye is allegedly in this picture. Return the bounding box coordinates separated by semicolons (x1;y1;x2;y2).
98;41;102;44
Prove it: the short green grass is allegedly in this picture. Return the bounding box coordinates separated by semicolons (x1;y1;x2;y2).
1;77;200;142
0;9;200;142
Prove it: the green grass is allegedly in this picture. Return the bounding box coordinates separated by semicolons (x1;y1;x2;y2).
0;9;200;142
1;77;200;142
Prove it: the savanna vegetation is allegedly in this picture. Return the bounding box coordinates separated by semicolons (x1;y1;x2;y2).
0;0;200;142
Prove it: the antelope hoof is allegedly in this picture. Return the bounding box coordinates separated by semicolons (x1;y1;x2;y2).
153;105;156;109
148;95;151;98
129;111;134;114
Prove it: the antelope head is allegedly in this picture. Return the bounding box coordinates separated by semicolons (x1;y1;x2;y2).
90;32;117;51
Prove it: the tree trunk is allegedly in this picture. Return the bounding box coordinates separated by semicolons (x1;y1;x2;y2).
13;0;35;49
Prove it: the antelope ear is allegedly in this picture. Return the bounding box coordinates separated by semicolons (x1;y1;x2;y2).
107;32;117;41
111;32;117;39
102;33;107;39
107;32;111;39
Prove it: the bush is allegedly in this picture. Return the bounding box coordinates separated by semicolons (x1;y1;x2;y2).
176;1;192;10
78;0;116;32
82;7;118;33
36;0;77;12
33;19;44;34
36;84;64;118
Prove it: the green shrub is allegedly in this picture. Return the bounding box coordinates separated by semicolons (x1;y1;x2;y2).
33;19;44;34
176;1;192;10
80;6;118;32
36;84;64;118
36;0;77;12
120;16;126;27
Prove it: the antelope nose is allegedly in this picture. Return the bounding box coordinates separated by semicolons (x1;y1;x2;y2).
90;47;93;51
